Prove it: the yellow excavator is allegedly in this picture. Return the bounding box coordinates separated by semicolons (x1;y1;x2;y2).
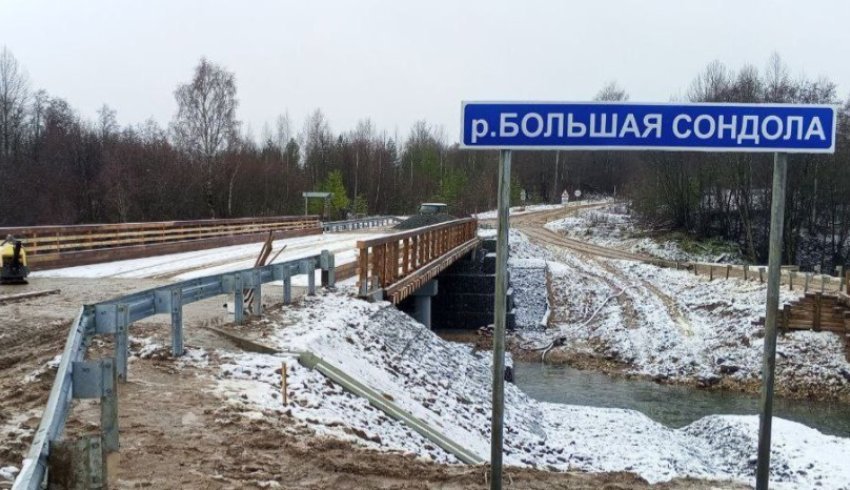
0;235;29;284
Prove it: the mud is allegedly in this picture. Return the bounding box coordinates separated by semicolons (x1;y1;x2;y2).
0;274;750;489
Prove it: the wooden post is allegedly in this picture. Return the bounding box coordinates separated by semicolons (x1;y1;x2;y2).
372;245;383;288
358;245;369;295
402;238;410;276
411;236;418;271
813;293;822;332
759;267;765;284
744;264;749;281
789;271;795;291
781;304;790;333
726;264;731;280
281;363;288;405
709;265;714;281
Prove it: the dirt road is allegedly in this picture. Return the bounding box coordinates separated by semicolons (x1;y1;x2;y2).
505;204;674;266
508;204;696;356
0;273;747;489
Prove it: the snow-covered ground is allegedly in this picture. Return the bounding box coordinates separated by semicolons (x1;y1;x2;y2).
475;203;565;220
544;203;740;263
507;226;850;400
32;231;384;280
187;291;850;489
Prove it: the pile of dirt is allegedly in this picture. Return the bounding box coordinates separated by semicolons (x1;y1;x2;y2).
393;213;456;230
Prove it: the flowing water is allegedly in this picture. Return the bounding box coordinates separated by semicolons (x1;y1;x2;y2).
514;361;850;437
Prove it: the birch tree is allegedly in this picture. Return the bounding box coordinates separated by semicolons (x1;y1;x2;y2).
0;46;29;161
172;57;239;217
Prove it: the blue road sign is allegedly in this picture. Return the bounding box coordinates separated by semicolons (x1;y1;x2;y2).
461;102;836;153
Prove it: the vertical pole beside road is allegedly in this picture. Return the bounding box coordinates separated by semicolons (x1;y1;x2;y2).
490;149;511;490
756;152;788;490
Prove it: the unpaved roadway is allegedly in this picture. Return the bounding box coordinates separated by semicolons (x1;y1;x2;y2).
0;219;748;489
506;204;692;335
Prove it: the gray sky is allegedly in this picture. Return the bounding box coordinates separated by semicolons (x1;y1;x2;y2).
1;0;848;143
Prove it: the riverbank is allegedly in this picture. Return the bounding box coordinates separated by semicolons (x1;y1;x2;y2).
196;291;850;488
505;225;850;404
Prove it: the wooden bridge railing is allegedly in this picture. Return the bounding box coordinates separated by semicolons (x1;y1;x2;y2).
357;218;479;304
1;215;322;269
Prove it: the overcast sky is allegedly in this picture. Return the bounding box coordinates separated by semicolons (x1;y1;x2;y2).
1;0;848;143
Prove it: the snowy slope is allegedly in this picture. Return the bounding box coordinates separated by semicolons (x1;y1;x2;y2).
545;203;740;263
204;291;850;489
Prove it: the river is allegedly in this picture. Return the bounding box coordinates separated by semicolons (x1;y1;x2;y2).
514;361;850;437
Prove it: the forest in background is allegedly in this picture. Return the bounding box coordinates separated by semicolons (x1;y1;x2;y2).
1;47;849;270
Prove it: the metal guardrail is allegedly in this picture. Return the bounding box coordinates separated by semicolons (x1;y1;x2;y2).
322;216;401;232
13;251;337;490
299;350;484;464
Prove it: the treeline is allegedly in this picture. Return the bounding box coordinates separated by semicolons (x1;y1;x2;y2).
0;47;848;269
630;56;850;271
0;47;630;228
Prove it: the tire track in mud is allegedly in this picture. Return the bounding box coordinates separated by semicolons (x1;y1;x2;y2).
526;228;638;329
514;204;692;336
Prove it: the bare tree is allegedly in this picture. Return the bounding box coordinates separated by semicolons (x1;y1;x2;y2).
688;60;732;102
594;81;629;102
302;109;332;187
171;57;240;217
0;46;29;160
97;104;118;141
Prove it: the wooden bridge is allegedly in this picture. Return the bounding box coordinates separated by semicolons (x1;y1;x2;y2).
0;215;322;270
357;218;479;304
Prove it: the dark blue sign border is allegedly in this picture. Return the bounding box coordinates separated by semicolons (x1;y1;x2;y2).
461;101;837;154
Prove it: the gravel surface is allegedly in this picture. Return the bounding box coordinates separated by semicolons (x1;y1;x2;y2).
393;213;456;230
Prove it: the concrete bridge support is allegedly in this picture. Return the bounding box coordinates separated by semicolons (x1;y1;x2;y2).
412;280;438;328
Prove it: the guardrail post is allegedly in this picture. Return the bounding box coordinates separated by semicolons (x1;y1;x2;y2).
233;274;244;324
115;304;130;382
282;266;292;304
320;250;335;288
303;260;316;295
170;288;184;357
71;357;118;453
48;434;105;489
251;269;262;316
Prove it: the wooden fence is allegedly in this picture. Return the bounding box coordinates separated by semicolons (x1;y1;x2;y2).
357;218;479;304
776;292;850;335
688;261;850;295
1;215;322;270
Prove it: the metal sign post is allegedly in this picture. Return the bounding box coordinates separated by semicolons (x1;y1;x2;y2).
490;149;511;490
756;152;788;489
460;101;836;490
